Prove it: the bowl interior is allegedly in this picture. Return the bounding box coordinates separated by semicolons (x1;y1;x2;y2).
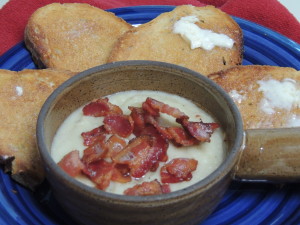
38;60;243;199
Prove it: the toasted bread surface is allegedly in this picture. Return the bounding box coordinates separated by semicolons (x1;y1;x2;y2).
0;69;75;190
209;65;300;128
24;3;132;72
108;5;243;76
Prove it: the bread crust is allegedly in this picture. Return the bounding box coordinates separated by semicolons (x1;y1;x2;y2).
0;69;75;190
24;3;132;72
209;65;300;128
108;5;243;75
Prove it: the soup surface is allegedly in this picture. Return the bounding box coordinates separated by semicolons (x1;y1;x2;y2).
51;90;226;194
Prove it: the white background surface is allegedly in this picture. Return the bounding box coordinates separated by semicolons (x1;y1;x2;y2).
0;0;299;21
0;0;8;9
278;0;300;21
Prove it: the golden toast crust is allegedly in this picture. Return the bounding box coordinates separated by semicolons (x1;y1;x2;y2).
108;5;243;75
0;69;75;190
24;3;132;72
209;65;300;129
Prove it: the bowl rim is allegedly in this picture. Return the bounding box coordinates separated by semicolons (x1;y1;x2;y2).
36;60;244;204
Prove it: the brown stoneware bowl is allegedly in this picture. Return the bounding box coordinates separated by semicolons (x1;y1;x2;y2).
36;60;244;225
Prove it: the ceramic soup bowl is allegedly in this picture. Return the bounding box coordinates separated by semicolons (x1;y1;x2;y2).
36;61;299;225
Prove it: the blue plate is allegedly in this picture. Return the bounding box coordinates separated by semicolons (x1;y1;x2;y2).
0;5;300;225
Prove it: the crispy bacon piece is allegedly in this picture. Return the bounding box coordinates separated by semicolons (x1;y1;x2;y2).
111;164;132;183
83;160;131;190
143;113;173;140
81;125;107;146
130;146;160;178
58;150;85;177
112;136;159;178
103;115;134;138
131;124;169;171
177;117;219;142
129;104;199;146
124;180;170;196
141;97;219;143
142;100;159;117
166;126;199;146
143;112;200;147
112;136;150;163
143;97;188;119
82;97;122;117
160;158;198;183
129;106;146;136
161;183;171;194
105;135;127;159
82;139;107;164
139;125;169;163
129;107;171;150
82;159;114;190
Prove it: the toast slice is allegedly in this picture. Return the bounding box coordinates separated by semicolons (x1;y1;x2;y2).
0;69;75;190
108;5;243;76
209;65;300;129
24;3;132;72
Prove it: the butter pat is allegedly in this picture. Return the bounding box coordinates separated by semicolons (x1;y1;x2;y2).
229;90;246;104
173;16;234;50
257;78;300;114
287;114;300;127
15;86;23;96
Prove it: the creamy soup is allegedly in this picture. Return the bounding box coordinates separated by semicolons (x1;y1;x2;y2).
51;90;226;194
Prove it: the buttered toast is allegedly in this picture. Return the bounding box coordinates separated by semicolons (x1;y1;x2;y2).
108;5;243;76
24;3;132;72
209;65;300;129
0;69;75;190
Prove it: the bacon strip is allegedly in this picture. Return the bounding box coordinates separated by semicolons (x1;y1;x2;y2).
143;97;188;119
143;113;173;140
160;158;198;183
82;97;123;117
138;125;169;163
81;125;107;146
112;164;131;183
103;115;134;138
166;126;199;146
82;139;107;164
112;136;150;163
105;135;127;159
124;180;170;196
111;164;132;183
129;107;169;163
112;136;159;178
129;106;146;136
177;117;219;142
142;100;159;117
58;150;85;177
140;98;219;145
82;160;115;190
83;160;131;190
